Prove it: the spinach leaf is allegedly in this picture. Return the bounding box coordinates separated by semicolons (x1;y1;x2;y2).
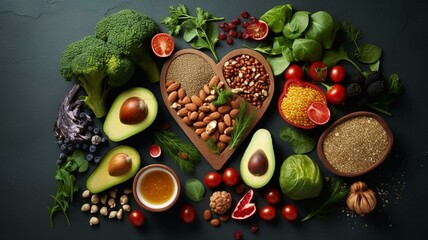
260;4;293;33
387;73;403;96
272;36;293;55
247;41;273;55
356;43;382;64
267;49;292;76
283;11;310;40
322;46;361;71
292;38;322;62
304;11;337;49
185;179;205;202
279;127;316;154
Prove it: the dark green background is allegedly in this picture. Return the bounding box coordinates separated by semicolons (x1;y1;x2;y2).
1;0;427;239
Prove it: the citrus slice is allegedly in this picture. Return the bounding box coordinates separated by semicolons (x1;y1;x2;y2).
231;189;256;220
245;20;269;41
151;33;174;57
307;101;330;125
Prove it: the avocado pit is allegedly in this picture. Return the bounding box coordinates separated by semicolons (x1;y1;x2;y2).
248;149;268;176
108;153;132;176
119;97;148;124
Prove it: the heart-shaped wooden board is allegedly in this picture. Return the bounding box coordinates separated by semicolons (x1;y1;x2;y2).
159;48;274;170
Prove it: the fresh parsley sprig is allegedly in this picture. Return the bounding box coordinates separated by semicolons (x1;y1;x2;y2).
161;4;224;61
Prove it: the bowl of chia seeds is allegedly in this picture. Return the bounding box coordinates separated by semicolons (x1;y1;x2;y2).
317;111;393;177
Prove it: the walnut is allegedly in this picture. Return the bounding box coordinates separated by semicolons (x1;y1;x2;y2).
346;181;377;216
209;191;232;215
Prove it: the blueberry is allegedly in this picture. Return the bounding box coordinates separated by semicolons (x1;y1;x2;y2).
89;145;97;153
82;143;89;150
75;143;81;150
87;126;94;132
93;127;100;135
86;154;94;162
101;136;108;143
57;140;64;146
67;144;74;152
60;143;68;151
94;156;101;163
59;153;68;161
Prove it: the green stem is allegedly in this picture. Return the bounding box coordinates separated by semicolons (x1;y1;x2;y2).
367;103;393;116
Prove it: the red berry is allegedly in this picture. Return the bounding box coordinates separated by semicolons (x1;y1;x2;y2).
236;30;242;39
227;22;236;30
232;18;241;25
226;36;233;45
241;11;249;18
229;29;237;38
219;32;227;40
242;21;249;28
242;33;250;40
249;16;257;23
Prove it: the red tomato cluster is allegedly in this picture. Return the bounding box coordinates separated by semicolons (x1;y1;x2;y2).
204;167;240;188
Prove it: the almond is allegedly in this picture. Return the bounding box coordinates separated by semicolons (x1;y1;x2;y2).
198;112;206;121
219;134;231;143
201;132;210;141
219;215;229;222
193;121;206;128
182;96;191;104
199;105;210;112
209;76;220;88
178;88;186;100
166;82;180;94
165;79;175;88
218;122;226;134
230;109;239;118
209;103;217;112
108;153;132;176
218;105;232;114
223;114;232;126
199;90;207;101
211;129;220;142
195;128;205;135
224;126;234;135
168;91;178;104
217;141;226;152
203;84;211;95
203;116;214;124
191;95;203;106
230;99;241;109
177;108;188;117
203;210;212;221
189;111;199;121
182;116;192;126
210;218;220;227
185;103;198;112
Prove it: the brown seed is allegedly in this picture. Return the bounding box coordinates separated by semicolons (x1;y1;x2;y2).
178;88;186;100
224;126;234;136
218;105;232;114
191;95;203;106
209;76;220;88
199;90;207;101
182;116;191;125
193;121;207;128
182;96;191;104
198;112;206;121
203;116;214;124
168;91;178;104
210;219;220;227
195;128;205;135
218;122;226;134
203;84;211;95
217;141;226;152
219;134;231;143
229;109;239;118
185;103;198;112
224;114;232;126
211;130;220;142
201;132;210;141
165;79;175;88
166;82;180;94
203;210;212;221
209;112;221;120
189;111;199;121
199;105;210;112
177;108;188;117
209;103;217;112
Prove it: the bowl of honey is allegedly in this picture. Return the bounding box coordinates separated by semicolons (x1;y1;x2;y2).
132;164;180;212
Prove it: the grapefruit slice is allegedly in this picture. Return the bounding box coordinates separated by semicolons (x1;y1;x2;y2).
307;101;330;125
231;189;256;220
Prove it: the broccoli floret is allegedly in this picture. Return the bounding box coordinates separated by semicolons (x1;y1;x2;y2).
95;9;160;83
60;35;133;118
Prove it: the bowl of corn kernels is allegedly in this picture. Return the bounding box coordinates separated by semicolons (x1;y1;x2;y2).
278;79;329;129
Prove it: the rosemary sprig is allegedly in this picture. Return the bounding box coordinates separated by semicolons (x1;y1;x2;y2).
154;129;200;174
301;177;349;221
228;101;255;149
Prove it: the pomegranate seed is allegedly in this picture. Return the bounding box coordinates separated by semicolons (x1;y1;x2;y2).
241;11;249;18
219;32;227;40
250;224;258;233
232;18;241;25
229;29;237;38
242;33;250;40
226;36;233;45
242;21;249;28
233;231;243;240
220;23;229;31
249;16;257;23
227;22;236;30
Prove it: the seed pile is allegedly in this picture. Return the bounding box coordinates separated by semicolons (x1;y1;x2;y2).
166;53;215;96
81;188;133;226
166;76;240;153
322;116;389;173
223;54;270;108
280;85;325;127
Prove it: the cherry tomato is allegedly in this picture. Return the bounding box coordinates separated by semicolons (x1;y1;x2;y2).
309;61;328;82
285;64;304;80
151;33;175;57
180;204;196;223
204;172;222;188
129;210;145;227
245;20;269;40
325;84;347;105
259;205;276;221
264;188;281;205
281;204;298;221
329;65;346;83
307;102;331;125
223;167;239;187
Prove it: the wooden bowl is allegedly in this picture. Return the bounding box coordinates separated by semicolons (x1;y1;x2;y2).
317;111;393;177
132;164;180;212
159;48;274;170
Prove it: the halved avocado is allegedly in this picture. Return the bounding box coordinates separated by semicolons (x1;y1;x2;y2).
240;129;275;189
86;145;140;193
104;87;158;142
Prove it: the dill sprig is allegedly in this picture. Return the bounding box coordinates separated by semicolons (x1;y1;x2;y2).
301;177;349;221
228;101;255;149
212;89;233;106
154;129;200;174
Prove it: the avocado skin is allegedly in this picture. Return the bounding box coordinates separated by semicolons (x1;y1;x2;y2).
86;145;141;194
103;87;158;142
240;129;275;189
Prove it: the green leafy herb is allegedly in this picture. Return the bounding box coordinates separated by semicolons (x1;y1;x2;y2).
48;150;88;227
154;129;200;174
279;127;316;154
161;4;224;61
207;137;221;155
301;177;349;221
212;89;233;106
368;73;403;116
228;101;255;149
185;179;205;202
